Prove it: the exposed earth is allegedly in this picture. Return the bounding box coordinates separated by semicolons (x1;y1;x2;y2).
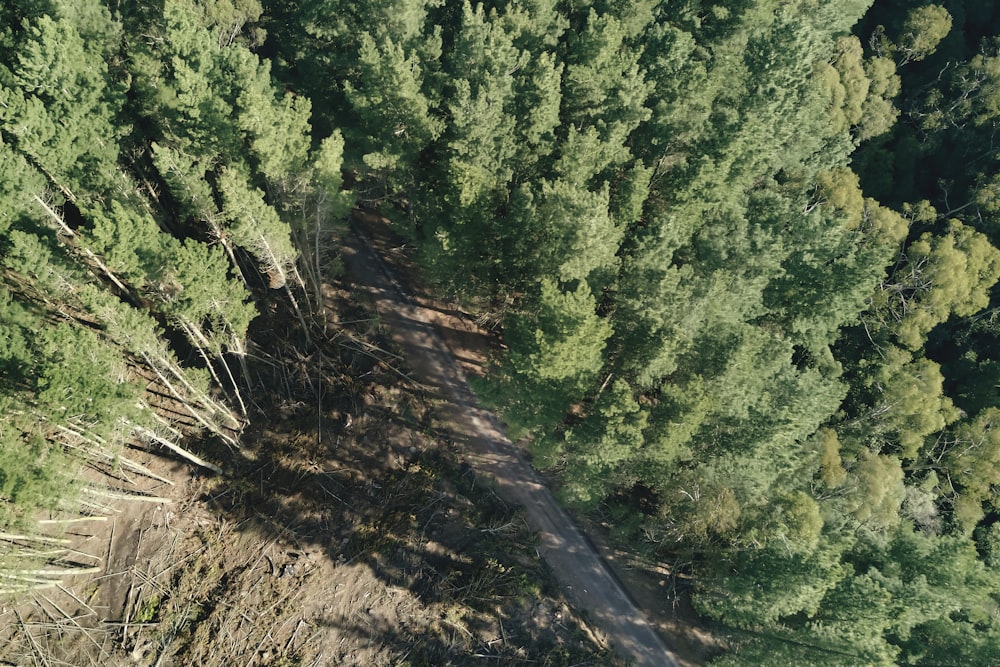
0;213;722;666
342;216;681;666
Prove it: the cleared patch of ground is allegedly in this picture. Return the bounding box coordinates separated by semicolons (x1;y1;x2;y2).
0;277;623;666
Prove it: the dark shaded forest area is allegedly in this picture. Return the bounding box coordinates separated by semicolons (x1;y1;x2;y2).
3;0;1000;664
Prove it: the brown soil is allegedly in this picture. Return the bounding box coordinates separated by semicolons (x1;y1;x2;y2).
0;278;623;666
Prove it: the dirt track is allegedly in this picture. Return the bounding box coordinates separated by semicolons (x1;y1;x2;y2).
341;225;682;667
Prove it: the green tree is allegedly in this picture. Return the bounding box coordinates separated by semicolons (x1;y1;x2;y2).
0;4;124;199
561;8;652;151
846;450;907;531
939;408;1000;532
507;278;611;391
876;221;1000;351
858;55;900;141
850;346;961;459
560;379;649;504
879;4;953;65
695;538;850;627
344;30;443;177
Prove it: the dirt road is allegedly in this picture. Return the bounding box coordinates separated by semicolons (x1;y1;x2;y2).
341;225;682;667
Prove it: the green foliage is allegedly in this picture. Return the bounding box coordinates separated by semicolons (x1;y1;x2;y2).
561;8;652;137
858;55;900;141
890;4;953;65
875;221;1000;350
818;36;868;136
130;0;344;295
817;428;848;488
710;632;895;667
234;55;313;190
507;278;611;390
345;30;443;174
940;408;1000;532
559;380;648;504
4;0;999;662
163;238;257;346
847;450;907;531
0;5;124;198
567;380;648;470
852;346;962;458
695;539;850;627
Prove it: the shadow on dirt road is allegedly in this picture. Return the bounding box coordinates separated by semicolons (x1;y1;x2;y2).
341;225;682;667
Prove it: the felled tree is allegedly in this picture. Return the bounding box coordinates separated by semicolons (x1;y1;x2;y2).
216;165;299;290
0;294;80;529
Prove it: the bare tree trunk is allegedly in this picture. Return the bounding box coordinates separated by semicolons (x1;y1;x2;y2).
130;424;224;475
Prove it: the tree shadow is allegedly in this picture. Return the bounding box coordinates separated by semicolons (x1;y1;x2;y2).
177;287;622;666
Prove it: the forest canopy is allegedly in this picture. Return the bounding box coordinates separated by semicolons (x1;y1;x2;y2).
4;0;1000;664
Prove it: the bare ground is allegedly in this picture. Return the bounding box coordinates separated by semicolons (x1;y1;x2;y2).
0;277;624;666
